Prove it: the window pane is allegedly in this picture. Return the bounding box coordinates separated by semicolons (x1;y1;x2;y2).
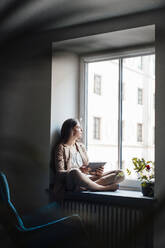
122;55;155;179
87;60;119;172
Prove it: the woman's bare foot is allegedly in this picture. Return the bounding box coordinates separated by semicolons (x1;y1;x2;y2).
104;183;119;191
74;186;87;192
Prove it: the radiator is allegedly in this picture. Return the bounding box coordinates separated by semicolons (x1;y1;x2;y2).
59;200;153;248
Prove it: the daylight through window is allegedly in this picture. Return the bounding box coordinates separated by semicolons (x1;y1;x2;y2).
86;54;155;180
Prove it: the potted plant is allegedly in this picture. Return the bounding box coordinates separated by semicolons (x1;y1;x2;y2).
127;158;155;197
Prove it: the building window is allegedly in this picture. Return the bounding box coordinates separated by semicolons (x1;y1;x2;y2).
138;88;143;105
93;117;101;140
137;123;143;142
138;56;143;70
94;74;102;95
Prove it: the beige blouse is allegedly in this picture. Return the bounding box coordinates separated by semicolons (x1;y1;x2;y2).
70;145;83;169
53;142;89;196
54;142;89;174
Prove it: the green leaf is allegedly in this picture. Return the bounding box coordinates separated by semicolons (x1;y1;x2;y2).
141;181;147;187
126;168;131;175
141;175;148;182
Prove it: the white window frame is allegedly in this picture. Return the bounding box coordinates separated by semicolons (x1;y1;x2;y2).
79;46;155;191
122;120;125;142
138;56;143;70
122;82;126;101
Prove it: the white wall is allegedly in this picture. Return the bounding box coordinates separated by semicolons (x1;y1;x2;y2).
50;51;80;184
51;51;79;141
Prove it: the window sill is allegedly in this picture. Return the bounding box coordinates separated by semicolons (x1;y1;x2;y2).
63;189;156;208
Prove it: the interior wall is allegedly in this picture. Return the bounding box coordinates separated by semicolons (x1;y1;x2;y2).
0;7;164;246
154;21;165;248
0;42;52;214
51;51;79;139
50;51;79;184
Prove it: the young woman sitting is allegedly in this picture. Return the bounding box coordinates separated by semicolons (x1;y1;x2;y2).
52;118;125;196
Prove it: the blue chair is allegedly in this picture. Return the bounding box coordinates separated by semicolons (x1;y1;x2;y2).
0;172;89;248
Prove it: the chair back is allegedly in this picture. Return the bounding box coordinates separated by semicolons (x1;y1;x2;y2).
0;172;24;232
0;171;11;203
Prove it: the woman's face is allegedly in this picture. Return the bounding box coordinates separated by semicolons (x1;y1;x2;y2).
72;123;83;140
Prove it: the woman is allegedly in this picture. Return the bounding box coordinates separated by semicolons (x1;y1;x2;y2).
53;118;125;196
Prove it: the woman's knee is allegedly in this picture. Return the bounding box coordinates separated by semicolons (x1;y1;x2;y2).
116;170;125;182
66;169;80;191
68;169;81;180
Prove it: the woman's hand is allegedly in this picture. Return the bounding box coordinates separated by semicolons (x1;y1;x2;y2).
79;165;91;174
91;166;104;177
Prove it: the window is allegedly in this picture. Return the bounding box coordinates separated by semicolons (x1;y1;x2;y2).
123;56;143;71
94;74;102;95
138;56;143;70
153;93;155;108
138;88;143;105
122;83;126;101
81;52;155;183
122;161;125;170
122;121;125;141
137;123;143;142
93;117;101;140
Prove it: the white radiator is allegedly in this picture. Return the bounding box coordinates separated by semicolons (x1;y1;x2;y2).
59;200;153;248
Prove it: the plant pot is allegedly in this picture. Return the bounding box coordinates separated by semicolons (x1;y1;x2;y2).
141;182;154;197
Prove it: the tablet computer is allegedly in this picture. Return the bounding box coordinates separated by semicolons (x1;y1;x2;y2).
88;162;106;172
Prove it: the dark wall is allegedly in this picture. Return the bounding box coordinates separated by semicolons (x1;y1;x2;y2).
0;8;165;246
0;39;52;214
49;9;165;248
